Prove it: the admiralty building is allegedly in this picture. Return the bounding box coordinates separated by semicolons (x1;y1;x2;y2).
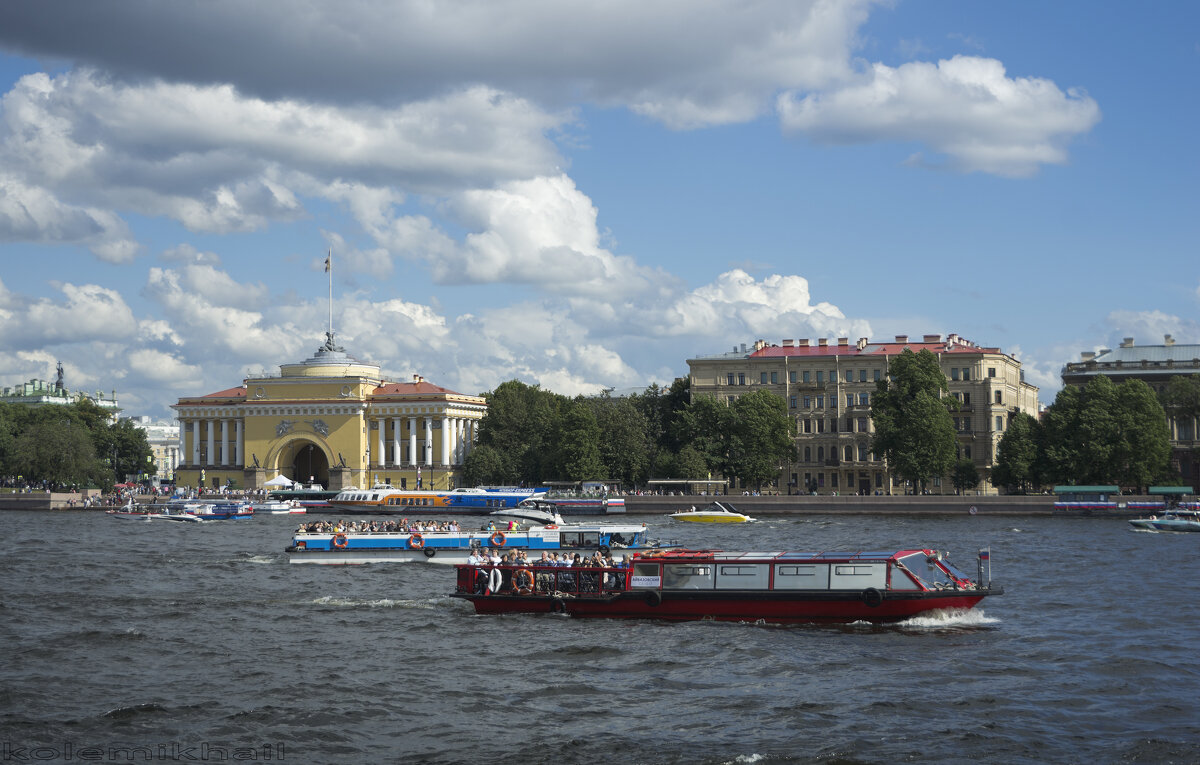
172;335;484;493
687;334;1039;495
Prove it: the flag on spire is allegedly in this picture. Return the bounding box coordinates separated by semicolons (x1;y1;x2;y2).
324;249;331;273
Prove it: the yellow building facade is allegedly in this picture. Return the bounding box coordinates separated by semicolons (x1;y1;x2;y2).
172;336;485;492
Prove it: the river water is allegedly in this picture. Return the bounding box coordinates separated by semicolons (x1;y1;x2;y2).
2;509;1198;764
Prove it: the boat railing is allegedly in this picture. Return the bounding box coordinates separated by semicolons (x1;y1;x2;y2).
455;563;630;598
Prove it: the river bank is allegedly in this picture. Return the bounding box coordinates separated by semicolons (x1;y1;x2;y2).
623;493;1057;515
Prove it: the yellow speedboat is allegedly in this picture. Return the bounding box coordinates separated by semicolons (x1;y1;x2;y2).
669;502;755;523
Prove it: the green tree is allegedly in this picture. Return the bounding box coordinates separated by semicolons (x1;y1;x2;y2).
1161;375;1200;423
12;417;106;487
473;380;566;484
727;390;794;490
672;394;734;478
952;459;980;493
460;444;510;486
870;349;956;492
106;418;154;483
992;411;1041;492
590;396;652;488
1041;376;1172;489
555;399;605;481
1113;379;1172;490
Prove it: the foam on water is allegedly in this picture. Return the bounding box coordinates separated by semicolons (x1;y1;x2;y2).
899;607;1000;628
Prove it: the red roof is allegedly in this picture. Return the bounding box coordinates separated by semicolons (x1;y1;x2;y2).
200;386;248;399
372;381;462;396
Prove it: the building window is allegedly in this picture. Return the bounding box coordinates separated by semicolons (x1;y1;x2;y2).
963;392;971;405
761;372;768;384
857;417;868;432
728;396;736;405
995;415;1004;431
858;443;869;461
816;371;824;384
803;371;810;383
804;447;811;462
738;373;745;385
846;393;854;408
988;367;996;378
789;396;797;409
789;371;797;383
817;419;825;433
803;395;811;408
831;473;839;488
965;445;972;459
830;419;838;433
771;371;778;384
994;390;1003;404
804;419;812;434
726;373;735;385
859;370;867;382
817;395;825;409
951;368;960;381
859;392;869;406
844;445;853;461
817;446;825;461
962;368;970;381
874;369;881;381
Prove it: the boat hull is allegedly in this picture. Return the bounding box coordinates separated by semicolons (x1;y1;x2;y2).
669;513;752;523
457;589;993;623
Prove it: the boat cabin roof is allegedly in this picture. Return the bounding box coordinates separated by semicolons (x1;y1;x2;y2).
633;549;928;563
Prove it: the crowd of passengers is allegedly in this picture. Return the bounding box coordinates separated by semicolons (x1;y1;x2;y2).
466;549;631;569
297;518;462;533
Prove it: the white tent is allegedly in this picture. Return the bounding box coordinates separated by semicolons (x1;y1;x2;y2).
262;475;297;488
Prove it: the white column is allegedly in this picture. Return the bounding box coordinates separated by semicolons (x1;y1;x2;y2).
440;416;451;466
235;420;243;467
376;419;386;467
206;420;215;466
455;418;466;464
424;417;433;466
220;419;230;466
191;421;200;466
392;418;402;466
409;418;418;466
447;417;458;465
177;423;186;465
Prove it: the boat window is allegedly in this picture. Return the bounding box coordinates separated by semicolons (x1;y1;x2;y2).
716;564;768;589
664;564;714;590
829;562;886;590
894;552;956;589
773;564;830;590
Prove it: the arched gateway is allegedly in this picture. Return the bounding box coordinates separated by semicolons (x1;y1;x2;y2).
172;334;485;492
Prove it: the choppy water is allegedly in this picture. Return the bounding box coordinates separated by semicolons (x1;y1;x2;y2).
2;510;1199;764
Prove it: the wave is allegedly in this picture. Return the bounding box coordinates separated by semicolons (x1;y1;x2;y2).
899;607;1000;629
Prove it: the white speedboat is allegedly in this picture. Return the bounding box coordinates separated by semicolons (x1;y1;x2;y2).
668;501;755;523
1129;507;1200;533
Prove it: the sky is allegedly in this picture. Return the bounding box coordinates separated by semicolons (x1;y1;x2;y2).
0;1;1197;422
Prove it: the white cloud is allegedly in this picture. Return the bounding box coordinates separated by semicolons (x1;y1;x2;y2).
18;282;139;345
778;55;1101;176
0;173;138;261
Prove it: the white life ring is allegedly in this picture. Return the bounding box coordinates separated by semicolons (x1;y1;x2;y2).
488;567;503;595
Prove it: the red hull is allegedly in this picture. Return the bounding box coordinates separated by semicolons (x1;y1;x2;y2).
458;590;989;623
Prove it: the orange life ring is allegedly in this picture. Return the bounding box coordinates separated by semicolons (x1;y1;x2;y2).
332;534;348;549
409;533;424;549
544;524;558;529
513;568;534;593
491;531;506;546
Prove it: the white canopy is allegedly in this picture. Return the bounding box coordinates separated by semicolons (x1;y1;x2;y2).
262;475;297;488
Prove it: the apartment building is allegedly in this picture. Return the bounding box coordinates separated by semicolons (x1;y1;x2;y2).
687;333;1039;495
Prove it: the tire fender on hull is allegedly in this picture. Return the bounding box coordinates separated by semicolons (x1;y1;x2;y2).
862;587;884;608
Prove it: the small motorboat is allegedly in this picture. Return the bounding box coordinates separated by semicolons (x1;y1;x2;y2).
1129;507;1200;533
669;501;755;523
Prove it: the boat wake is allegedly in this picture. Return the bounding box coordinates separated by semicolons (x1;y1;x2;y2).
309;595;448;610
899;607;1000;629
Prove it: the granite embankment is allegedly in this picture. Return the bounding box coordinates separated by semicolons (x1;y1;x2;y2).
624;493;1056;515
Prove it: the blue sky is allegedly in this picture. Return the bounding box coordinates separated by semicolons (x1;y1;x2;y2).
1;1;1196;421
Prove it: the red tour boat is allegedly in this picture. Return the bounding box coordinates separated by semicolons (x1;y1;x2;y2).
452;548;1000;623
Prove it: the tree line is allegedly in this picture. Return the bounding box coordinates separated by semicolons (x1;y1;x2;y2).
0;400;153;489
992;373;1194;493
460;378;794;490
